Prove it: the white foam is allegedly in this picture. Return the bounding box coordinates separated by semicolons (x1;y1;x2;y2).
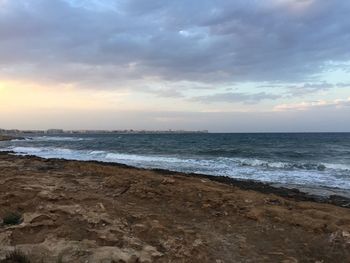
29;136;87;142
323;163;350;171
10;146;45;153
2;146;350;190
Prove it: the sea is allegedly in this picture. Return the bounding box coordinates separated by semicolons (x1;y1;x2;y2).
1;133;350;193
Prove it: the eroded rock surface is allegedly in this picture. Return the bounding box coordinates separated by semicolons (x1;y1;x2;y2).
0;153;350;262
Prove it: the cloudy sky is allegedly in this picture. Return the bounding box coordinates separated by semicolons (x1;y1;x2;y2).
0;0;349;132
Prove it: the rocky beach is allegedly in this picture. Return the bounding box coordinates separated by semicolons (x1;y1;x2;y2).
2;0;350;261
0;135;350;262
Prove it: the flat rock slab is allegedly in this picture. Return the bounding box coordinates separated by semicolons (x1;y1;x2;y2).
0;153;350;262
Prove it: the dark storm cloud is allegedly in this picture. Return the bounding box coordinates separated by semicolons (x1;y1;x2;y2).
0;0;350;87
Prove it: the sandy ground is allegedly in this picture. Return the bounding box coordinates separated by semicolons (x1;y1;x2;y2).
0;151;350;263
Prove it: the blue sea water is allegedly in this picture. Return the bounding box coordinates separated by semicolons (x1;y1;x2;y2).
1;133;350;190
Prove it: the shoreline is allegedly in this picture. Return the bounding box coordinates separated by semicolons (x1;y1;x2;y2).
2;134;350;204
0;135;17;141
1;151;350;261
149;167;350;207
2;150;350;208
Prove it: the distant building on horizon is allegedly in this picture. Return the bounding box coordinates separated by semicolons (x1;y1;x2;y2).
46;129;64;134
0;128;209;135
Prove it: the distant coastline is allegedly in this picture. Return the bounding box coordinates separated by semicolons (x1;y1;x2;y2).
0;128;209;135
0;135;17;141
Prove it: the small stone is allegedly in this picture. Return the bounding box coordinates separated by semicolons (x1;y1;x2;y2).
342;231;350;238
161;178;175;184
282;257;298;263
98;203;106;211
193;239;203;247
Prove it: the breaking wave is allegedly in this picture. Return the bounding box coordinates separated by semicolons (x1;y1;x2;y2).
27;136;87;142
2;145;350;190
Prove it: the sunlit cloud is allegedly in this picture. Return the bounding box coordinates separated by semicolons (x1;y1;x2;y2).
274;97;350;111
0;0;349;131
0;80;130;111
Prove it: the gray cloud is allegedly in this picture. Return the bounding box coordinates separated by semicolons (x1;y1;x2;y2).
0;0;350;90
284;82;332;96
258;82;350;97
192;92;281;104
336;82;350;88
146;87;185;98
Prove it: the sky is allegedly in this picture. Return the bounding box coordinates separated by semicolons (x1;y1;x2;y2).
0;0;350;132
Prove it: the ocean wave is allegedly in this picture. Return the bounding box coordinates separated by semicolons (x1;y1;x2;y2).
195;148;245;156
28;136;87;142
228;158;343;171
3;146;349;172
2;146;350;190
3;146;79;156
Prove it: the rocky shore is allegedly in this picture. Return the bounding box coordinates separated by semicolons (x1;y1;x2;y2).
0;151;350;262
0;135;16;142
